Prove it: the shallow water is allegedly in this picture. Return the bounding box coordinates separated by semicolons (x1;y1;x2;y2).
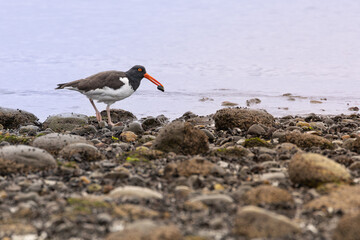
1;0;360;121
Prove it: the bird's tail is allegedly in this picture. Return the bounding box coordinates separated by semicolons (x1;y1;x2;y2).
55;83;66;90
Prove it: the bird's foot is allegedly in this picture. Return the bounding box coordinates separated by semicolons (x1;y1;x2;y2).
114;122;123;126
108;121;115;127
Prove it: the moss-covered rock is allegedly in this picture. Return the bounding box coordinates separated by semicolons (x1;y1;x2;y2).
213;108;274;131
153;121;209;155
123;146;164;163
0;133;31;145
288;153;352;187
279;132;334;149
244;137;272;148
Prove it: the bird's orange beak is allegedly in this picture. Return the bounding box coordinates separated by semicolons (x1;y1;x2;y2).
144;73;164;92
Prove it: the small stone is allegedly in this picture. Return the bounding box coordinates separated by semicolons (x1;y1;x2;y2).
109;186;163;200
97;213;112;224
174;185;192;199
246;98;261;106
123;122;144;135
247;124;266;136
19;125;40;135
80;176;91;184
120;131;137;142
288;153;352;187
348;106;359;111
221;101;238;106
87;183;102;193
188;193;233;205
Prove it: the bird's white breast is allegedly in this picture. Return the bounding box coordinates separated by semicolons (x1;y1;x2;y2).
84;77;135;105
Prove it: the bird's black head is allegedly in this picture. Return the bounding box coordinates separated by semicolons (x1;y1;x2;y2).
126;65;147;80
126;65;165;92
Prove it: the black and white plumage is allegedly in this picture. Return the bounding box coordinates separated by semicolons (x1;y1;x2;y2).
56;65;164;126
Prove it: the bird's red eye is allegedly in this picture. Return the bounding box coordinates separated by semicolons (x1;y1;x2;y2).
138;68;142;72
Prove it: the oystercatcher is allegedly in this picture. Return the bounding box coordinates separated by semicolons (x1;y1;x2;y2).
56;65;164;126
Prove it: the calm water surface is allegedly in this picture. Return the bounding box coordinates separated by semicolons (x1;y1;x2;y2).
1;0;360;121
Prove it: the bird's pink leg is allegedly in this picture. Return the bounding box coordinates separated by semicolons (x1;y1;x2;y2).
89;99;102;122
106;104;114;126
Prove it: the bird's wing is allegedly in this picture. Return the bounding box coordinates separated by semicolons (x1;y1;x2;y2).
57;71;126;92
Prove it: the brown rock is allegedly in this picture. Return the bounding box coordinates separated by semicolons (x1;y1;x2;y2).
106;220;182;240
114;204;160;219
153;121;209;155
243;185;294;206
213;108;274;131
59;143;103;161
279;132;334;149
177;156;215;177
333;212;360;240
0;107;38;129
221;101;238;106
101;109;137;123
288;153;352;187
242;185;295;217
233;206;300;238
305;185;360;214
343;137;360;153
120;131;137;142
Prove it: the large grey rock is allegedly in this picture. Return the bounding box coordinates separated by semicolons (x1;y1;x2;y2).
0;107;38;129
32;133;89;154
0;145;56;173
43;113;88;132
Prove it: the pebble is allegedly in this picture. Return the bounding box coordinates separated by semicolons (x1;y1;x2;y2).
109;186;163;200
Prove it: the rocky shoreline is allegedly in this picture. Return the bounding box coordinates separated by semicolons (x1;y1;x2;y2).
0;106;359;240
